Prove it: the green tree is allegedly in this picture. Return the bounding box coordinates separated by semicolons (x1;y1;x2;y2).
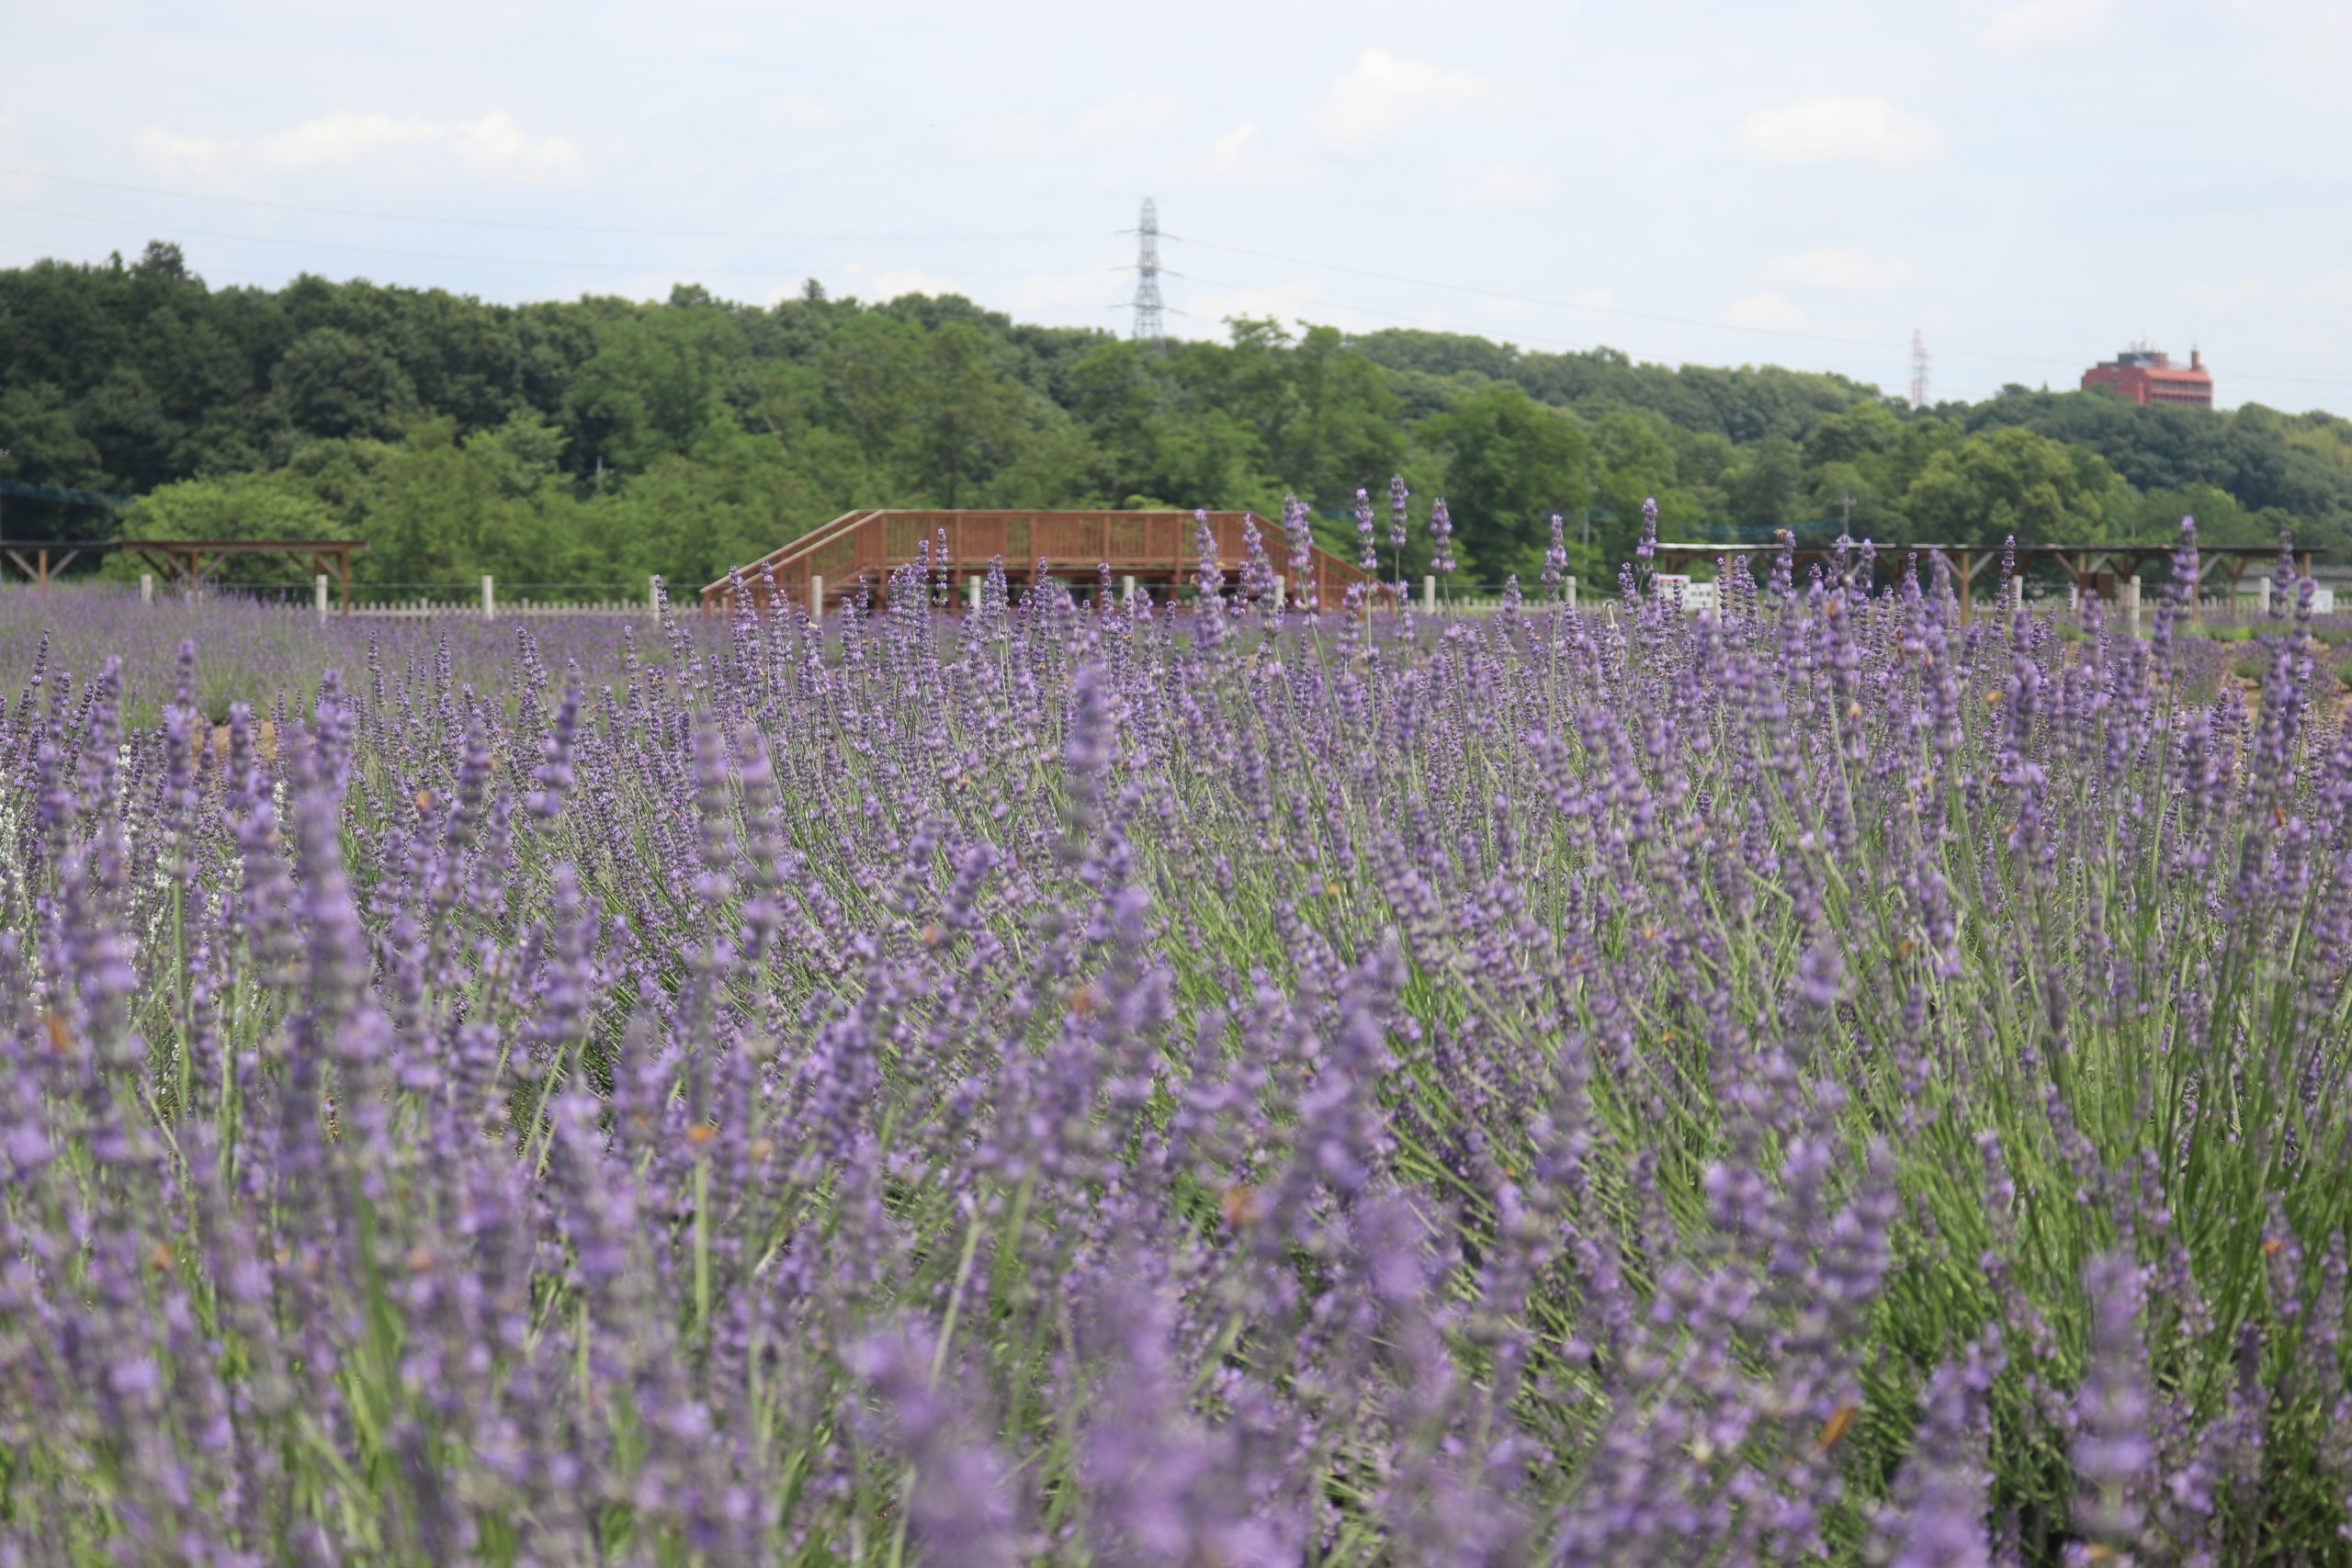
1902;426;2120;547
1725;435;1804;535
1421;383;1591;580
912;323;1022;508
271;327;418;443
111;470;344;587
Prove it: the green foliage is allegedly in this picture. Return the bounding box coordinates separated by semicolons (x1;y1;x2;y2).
1420;382;1591;578
5;247;2352;589
1901;427;2120;547
111;471;345;586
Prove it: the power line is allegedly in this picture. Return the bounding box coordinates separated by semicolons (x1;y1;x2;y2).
0;202;1082;288
1167;239;2352;394
11;170;2352;395
0;166;1092;243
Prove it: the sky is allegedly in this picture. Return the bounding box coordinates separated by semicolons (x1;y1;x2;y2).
6;0;2352;412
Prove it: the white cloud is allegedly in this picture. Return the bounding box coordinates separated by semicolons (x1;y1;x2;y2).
1073;90;1188;145
1310;47;1496;152
1010;264;1125;312
1770;247;1915;291
1209;123;1259;174
1464;164;1554;207
1734;97;1941;164
1724;292;1810;331
135;109;581;182
2300;270;2352;307
1985;0;2109;51
841;264;964;301
1570;288;1617;312
971;115;1049;157
783;96;829;125
2184;277;2271;311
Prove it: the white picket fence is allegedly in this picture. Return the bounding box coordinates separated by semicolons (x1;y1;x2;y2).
267;574;665;621
339;599;653;621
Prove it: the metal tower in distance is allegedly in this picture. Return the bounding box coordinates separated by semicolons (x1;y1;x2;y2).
1909;328;1930;411
1131;197;1164;344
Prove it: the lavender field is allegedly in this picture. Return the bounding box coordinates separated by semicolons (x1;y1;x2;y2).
1;516;2347;1565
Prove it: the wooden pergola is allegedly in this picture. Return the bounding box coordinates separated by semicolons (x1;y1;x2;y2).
1;537;370;612
1652;540;2316;624
119;538;368;613
0;542;94;588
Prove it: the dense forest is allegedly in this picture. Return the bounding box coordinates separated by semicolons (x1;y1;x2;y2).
6;240;2352;596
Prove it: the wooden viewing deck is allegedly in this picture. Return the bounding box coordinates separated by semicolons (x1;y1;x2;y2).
700;510;1370;615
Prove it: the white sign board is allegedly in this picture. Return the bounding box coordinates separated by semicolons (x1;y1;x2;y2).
1652;573;1718;614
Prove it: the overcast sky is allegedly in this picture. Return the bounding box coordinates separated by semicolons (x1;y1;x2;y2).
6;0;2350;412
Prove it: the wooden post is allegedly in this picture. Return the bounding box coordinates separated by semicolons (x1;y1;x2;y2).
2259;576;2273;617
1121;574;1136;604
810;573;824;621
2008;576;2024;616
1422;574;1436;614
314;574;329;622
1272;572;1286;611
482;574;496;621
648;576;661;618
2121;575;2141;638
1566;575;1577;609
141;573;154;605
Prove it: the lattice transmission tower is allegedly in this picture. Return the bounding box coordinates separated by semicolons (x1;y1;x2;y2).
1909;328;1930;411
1131;197;1164;344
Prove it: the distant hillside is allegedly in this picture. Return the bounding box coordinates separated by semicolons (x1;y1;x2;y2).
3;241;2347;593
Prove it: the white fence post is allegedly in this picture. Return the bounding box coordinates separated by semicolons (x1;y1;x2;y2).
313;574;328;622
810;574;824;621
1422;574;1437;614
648;576;661;618
141;574;154;606
1271;572;1286;611
1121;574;1136;604
967;575;982;612
482;575;495;621
2007;577;2024;615
1566;575;1577;609
2122;576;2141;638
2258;577;2274;617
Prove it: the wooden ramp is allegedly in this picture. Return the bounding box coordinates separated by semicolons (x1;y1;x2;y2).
699;510;1367;615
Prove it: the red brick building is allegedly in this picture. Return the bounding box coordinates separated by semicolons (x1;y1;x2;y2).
2082;340;2212;407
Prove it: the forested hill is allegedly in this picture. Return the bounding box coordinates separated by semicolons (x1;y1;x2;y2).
6;240;2352;595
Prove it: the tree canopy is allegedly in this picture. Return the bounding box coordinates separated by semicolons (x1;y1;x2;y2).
1;243;2346;594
